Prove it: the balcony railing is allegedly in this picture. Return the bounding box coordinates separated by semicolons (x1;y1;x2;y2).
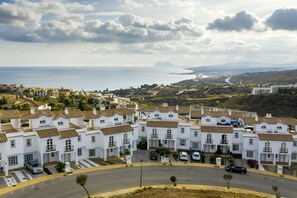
220;139;228;144
205;139;213;144
65;145;74;152
263;147;272;152
150;133;158;139
279;148;288;153
123;138;130;144
165;135;172;139
46;145;56;152
109;141;117;147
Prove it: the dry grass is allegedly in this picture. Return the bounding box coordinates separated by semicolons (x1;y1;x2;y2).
112;187;270;198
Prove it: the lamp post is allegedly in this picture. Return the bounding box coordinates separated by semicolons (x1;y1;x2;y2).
139;160;143;188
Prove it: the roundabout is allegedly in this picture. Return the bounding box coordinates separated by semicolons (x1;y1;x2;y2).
1;163;297;198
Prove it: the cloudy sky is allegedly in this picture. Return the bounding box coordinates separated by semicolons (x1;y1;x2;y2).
0;0;297;67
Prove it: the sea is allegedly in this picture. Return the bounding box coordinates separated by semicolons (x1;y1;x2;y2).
0;66;195;91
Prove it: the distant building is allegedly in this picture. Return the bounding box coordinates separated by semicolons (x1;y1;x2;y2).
252;84;297;95
59;88;72;97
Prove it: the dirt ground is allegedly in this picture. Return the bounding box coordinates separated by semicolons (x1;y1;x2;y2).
112;187;270;198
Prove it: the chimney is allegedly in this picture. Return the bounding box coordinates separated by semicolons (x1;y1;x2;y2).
176;105;179;111
228;110;232;116
255;115;258;122
30;107;35;114
201;106;204;115
93;108;96;115
266;113;272;118
65;108;69;115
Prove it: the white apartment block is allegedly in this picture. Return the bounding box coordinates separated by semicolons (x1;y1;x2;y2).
0;108;137;175
1;105;297;176
252;84;297;95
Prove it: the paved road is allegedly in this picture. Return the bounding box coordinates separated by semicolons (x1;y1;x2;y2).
3;166;297;198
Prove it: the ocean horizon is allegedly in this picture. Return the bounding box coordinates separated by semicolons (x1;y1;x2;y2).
0;66;195;91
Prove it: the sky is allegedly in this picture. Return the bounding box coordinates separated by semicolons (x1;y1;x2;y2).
0;0;297;67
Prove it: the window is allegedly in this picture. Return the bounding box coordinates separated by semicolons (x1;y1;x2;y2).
24;154;33;162
47;138;53;150
221;118;226;123
277;126;282;130
114;117;119;121
58;121;63;125
89;149;95;157
181;128;185;134
247;151;253;158
167;129;172;138
123;133;128;142
91;136;95;143
109;136;114;146
77;148;82;156
40;119;46;124
294;141;297;147
100;120;105;123
26;138;31;147
10;140;16;148
206;118;210;122
180;139;186;146
78;135;81;142
292;153;297;160
281;142;286;148
8;156;18;166
265;141;270;148
154;114;159;117
249;138;253;145
65;139;72;151
141;126;145;132
169;114;173;118
194;131;198;137
234;132;239;138
232;144;239;151
152;128;157;133
207;134;212;142
261;125;266;129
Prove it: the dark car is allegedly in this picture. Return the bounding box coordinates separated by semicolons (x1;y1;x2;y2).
247;159;259;169
150;151;158;160
225;165;247;174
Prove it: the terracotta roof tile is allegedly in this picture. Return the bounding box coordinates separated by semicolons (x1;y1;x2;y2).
100;125;134;135
36;128;60;138
146;121;178;128
20;110;53;120
257;134;294;142
60;129;78;139
1;124;18;133
177;106;190;114
0;110;21;120
201;126;233;133
138;106;177;113
0;133;8;142
52;109;83;119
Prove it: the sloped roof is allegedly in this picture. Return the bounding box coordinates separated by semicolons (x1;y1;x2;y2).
138;106;177;113
83;108;135;119
60;129;78;139
0;110;21;120
146;121;178;128
257;134;294;142
177;106;190;114
36;128;60;138
100;125;134;135
201;126;233;133
0;133;8;142
20;110;53;120
1;124;18;133
52;109;83;119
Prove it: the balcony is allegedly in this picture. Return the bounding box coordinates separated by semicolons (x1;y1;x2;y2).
263;147;272;152
65;145;74;152
123;138;130;144
205;139;213;144
46;145;56;152
150;133;158;139
109;141;117;148
279;148;288;153
220;139;228;144
165;135;172;139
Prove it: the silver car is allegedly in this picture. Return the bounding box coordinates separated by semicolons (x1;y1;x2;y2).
24;160;43;174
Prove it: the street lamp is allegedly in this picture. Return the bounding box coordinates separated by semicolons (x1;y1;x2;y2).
139;160;143;188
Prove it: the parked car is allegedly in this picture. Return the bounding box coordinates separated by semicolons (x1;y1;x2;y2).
225;165;247;174
150;151;158;160
191;151;201;161
247;159;259;169
179;151;189;161
24;160;43;174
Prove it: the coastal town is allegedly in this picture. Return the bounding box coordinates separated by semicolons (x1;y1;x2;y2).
1;81;297;191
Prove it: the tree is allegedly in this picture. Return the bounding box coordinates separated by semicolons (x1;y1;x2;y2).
76;174;90;198
223;174;233;189
170;176;177;186
272;185;281;198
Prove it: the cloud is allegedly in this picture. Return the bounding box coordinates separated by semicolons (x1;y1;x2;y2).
265;8;297;30
207;11;259;31
119;0;143;9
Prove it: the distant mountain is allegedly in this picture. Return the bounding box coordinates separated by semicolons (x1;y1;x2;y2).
189;62;297;76
154;61;176;67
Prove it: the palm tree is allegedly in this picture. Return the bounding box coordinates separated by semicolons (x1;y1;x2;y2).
170;176;177;186
76;174;90;198
223;174;233;189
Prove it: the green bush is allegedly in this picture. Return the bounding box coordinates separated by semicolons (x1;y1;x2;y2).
56;161;66;173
